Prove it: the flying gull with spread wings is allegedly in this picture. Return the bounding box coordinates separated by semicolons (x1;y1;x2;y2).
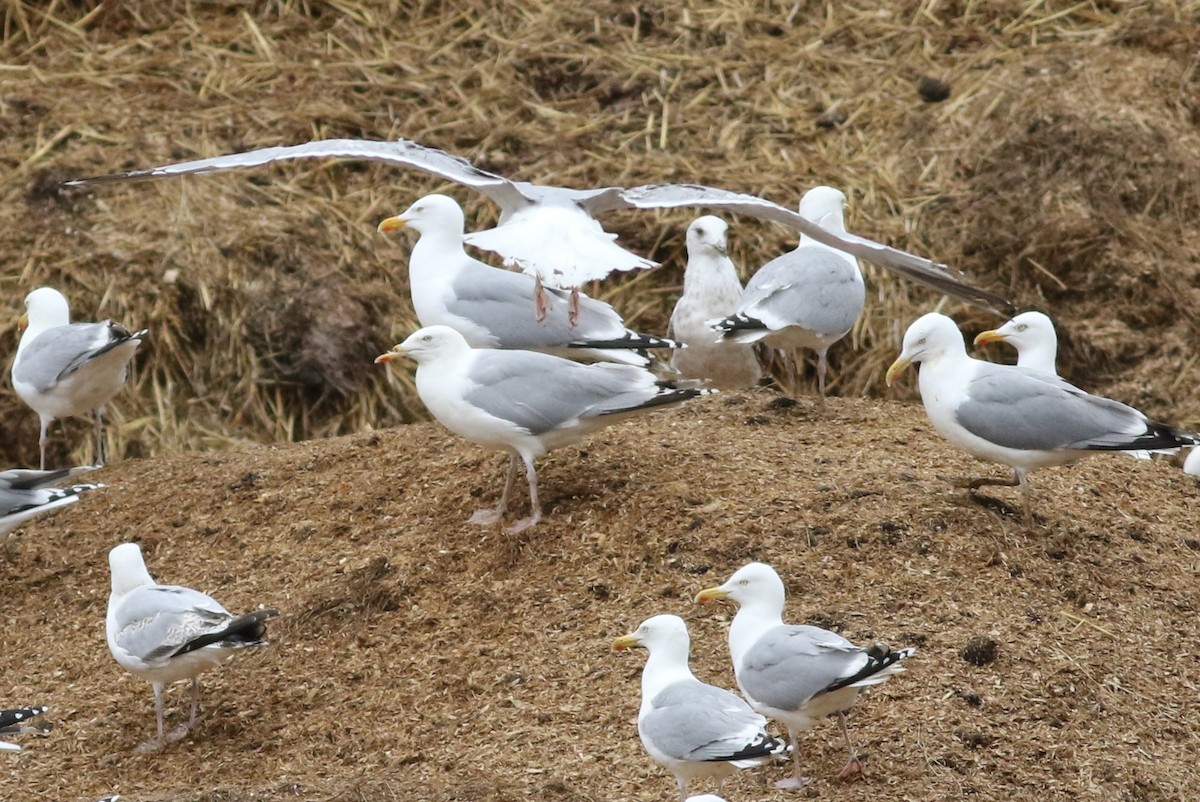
66;137;1013;322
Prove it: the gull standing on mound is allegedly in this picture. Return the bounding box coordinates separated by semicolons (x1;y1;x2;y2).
106;542;279;752
11;287;146;469
668;216;762;389
886;312;1198;521
0;466;104;536
708;187;864;405
67;137;1013;323
613;614;789;801
0;705;49;753
973;311;1059;374
696;563;914;787
376;325;712;532
376;194;679;365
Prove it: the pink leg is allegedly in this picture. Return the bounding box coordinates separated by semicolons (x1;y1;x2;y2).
468;454;518;526
835;712;865;780
568;288;581;328
534;278;550;324
775;728;811;789
506;452;542;533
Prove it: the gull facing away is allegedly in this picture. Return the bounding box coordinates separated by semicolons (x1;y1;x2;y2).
709;187;864;405
1185;447;1200;478
886;312;1198;522
973;311;1059;374
0;466;104;536
376;325;712;532
377;194;679;365
0;705;50;753
668;216;762;389
106;543;279;752
66;136;1014;320
696;563;914;787
613;614;789;801
11;287;147;469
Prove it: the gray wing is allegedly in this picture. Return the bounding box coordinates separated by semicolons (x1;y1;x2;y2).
67;138;533;213
446;266;626;348
642;679;770;762
463;353;655;434
0;466;97;492
739;249;864;336
13;323;134;391
602;184;1013;315
111;585;233;664
739;625;866;712
957;364;1170;451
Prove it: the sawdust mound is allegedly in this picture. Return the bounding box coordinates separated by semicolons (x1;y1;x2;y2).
5;394;1200;802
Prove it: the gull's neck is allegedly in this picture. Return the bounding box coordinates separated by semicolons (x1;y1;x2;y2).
1016;339;1058;374
683;251;742;298
729;601;785;670
639;642;696;714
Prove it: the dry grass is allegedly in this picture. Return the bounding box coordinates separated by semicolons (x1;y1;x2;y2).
2;0;1199;463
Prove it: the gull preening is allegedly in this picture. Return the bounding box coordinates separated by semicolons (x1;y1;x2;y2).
11;287;147;469
66;136;1013;322
377;193;679;365
709;187;864;405
887;312;1198;522
0;467;104;537
613;614;788;801
696;563;914;786
0;705;50;753
668;216;762;389
376;325;712;532
106;542;279;752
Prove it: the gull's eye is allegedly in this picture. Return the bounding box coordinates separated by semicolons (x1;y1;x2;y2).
917;337;927;346
738;579;749;586
1016;324;1028;331
422;334;433;342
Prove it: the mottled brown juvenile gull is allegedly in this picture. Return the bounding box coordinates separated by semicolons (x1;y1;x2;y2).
709;187;863;404
377;194;679;365
376;325;711;532
696;563;914;787
11;287;146;469
0;466;104;536
0;706;50;754
613;614;788;801
66;137;1014;321
106;543;279;752
668;216;762;389
887;312;1198;520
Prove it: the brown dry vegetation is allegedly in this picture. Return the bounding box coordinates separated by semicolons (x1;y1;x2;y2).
3;1;1200;802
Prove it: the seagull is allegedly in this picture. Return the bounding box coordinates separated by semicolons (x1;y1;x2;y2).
11;287;147;469
886;312;1198;521
375;325;712;532
0;466;104;536
613;614;789;801
973;311;1058;374
668;216;762;389
696;563;914;787
1184;447;1200;478
0;705;50;753
66;137;1013;323
376;194;679;365
106;542;279;752
708;187;864;405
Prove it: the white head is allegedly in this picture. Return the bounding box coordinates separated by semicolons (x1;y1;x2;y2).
108;542;155;597
612;613;692;657
685;215;729;260
375;325;472;366
377;194;466;237
695;561;787;612
797;186;847;229
1183;447;1200;478
21;287;71;334
886;312;968;385
974;311;1058;371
